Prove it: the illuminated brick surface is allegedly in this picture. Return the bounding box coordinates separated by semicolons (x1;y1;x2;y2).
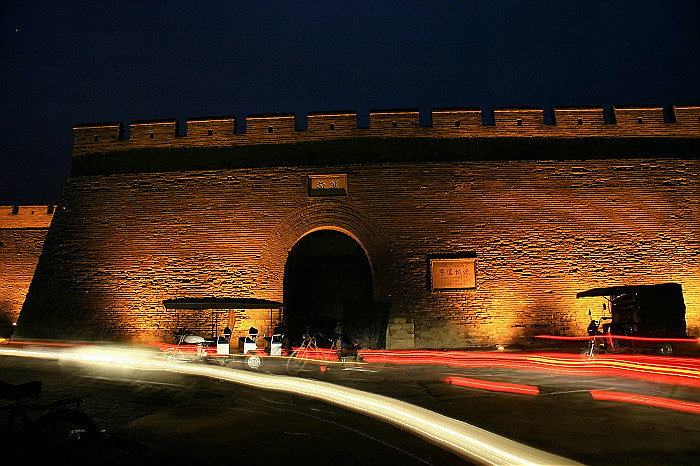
14;107;700;348
0;206;53;336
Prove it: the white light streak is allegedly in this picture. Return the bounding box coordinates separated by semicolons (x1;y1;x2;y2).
0;345;579;465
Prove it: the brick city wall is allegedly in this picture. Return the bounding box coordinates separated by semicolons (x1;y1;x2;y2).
0;205;54;337
15;151;699;347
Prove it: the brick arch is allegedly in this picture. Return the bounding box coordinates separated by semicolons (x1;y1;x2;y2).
258;201;394;301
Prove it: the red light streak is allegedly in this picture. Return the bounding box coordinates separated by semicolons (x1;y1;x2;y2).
289;347;340;361
443;378;700;414
371;351;700;389
357;349;386;363
590;390;700;415
150;342;203;355
444;376;540;395
535;334;699;343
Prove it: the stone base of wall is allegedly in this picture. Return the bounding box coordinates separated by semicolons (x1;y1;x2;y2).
386;316;415;349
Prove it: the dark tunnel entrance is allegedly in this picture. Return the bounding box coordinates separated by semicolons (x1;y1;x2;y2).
283;229;389;349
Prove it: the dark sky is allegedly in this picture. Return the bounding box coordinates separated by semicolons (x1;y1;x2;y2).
1;1;699;205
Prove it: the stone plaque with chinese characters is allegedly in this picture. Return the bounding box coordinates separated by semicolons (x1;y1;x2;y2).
308;174;347;196
430;258;476;290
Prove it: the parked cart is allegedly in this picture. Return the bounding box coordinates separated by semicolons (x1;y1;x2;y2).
155;297;288;369
576;282;690;356
152;326;286;370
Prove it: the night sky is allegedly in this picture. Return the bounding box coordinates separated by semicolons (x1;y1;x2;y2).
1;1;698;205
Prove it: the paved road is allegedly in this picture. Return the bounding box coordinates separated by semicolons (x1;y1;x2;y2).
0;352;477;465
1;345;699;465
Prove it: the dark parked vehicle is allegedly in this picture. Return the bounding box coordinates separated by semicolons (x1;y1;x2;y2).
576;283;688;356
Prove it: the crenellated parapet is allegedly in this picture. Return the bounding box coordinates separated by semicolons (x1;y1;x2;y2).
0;205;55;229
72;104;700;156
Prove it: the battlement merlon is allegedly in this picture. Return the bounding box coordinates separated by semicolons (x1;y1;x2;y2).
72;105;700;156
0;205;55;229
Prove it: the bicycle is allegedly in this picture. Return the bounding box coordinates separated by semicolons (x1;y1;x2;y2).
0;380;101;462
286;332;329;374
286;332;387;374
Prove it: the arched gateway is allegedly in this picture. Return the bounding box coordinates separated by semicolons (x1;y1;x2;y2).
283;229;389;349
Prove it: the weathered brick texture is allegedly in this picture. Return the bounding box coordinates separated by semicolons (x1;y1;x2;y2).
387;316;415;350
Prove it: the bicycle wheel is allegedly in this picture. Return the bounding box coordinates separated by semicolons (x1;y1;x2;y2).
30;409;101;460
286;350;308;375
246;354;263;370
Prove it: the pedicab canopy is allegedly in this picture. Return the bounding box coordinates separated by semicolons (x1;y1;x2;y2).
576;283;686;334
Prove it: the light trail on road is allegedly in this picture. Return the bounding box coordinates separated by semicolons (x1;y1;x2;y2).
444;376;540;395
369;350;700;388
589;390;700;414
0;344;579;465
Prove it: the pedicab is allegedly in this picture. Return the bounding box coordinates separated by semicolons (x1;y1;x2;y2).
576;282;689;356
154;297;287;369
